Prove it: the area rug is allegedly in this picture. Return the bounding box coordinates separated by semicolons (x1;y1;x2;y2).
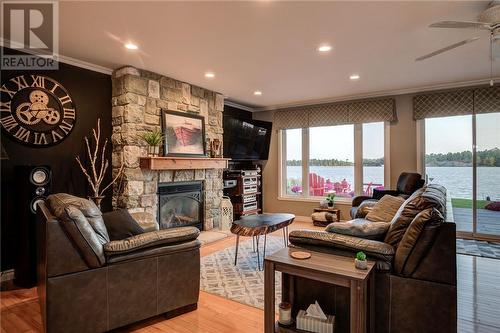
200;236;285;310
456;239;500;259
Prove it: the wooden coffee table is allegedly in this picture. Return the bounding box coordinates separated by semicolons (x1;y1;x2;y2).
231;213;295;270
264;248;375;333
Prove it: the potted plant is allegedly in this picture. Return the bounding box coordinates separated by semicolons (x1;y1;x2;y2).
325;193;336;207
139;129;164;157
355;251;367;270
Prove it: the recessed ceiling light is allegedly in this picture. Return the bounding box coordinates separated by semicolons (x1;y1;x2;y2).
204;72;215;78
318;45;332;52
350;74;360;80
254;91;262;96
124;43;138;50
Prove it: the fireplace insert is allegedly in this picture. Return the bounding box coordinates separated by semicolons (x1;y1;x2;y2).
158;181;203;231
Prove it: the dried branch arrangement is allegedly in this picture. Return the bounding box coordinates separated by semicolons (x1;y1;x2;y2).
76;118;124;198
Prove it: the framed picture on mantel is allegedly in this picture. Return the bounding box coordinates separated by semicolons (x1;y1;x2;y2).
161;110;206;157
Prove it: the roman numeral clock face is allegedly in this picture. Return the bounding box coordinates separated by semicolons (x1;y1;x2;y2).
0;75;76;147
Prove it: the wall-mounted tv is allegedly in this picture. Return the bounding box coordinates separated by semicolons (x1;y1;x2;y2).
223;116;272;161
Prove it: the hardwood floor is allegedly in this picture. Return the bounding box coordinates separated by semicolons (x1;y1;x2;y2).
1;220;499;333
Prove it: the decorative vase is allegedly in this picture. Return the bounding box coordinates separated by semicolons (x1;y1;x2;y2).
355;258;367;270
148;145;160;157
89;195;105;209
327;202;334;208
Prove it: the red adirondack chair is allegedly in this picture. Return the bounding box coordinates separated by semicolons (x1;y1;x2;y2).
364;182;373;196
309;173;325;196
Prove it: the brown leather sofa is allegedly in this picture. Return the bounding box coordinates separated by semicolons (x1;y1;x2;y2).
289;184;457;333
36;193;201;333
350;172;425;218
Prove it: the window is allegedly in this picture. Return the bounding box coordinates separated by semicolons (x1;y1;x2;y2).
281;122;387;201
363;122;385;196
309;125;355;198
283;129;302;196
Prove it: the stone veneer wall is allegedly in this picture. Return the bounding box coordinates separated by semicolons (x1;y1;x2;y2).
111;66;224;230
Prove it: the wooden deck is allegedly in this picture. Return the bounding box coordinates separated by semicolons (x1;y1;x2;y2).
454;208;500;234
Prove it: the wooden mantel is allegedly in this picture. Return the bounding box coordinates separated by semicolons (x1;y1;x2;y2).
139;157;230;170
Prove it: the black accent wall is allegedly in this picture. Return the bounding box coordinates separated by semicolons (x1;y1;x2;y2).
1;48;112;270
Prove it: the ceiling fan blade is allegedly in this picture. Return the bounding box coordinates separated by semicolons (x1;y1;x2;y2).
429;21;491;30
416;37;481;61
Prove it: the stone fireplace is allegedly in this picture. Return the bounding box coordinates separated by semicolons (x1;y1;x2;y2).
111;66;224;230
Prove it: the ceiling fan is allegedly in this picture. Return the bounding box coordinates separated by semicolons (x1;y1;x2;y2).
416;1;500;85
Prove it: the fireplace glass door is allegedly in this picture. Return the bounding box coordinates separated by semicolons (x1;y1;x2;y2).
158;181;203;230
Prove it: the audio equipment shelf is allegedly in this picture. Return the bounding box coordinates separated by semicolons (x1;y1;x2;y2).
139;157;230;170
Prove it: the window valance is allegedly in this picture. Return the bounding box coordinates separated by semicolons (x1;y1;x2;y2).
474;86;500;114
274;98;396;130
413;85;499;120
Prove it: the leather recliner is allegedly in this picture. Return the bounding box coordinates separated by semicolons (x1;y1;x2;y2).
289;184;457;333
350;172;425;218
37;193;201;333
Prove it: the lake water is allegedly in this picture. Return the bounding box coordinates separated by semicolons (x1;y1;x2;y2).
286;166;500;200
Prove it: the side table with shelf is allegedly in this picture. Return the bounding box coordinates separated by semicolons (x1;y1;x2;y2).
264;248;375;333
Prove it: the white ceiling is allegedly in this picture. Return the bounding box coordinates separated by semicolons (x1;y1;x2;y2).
58;1;500;109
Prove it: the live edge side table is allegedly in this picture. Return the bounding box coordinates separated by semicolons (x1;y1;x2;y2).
264;248;375;333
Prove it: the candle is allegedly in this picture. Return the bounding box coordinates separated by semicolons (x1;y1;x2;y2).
278;302;292;325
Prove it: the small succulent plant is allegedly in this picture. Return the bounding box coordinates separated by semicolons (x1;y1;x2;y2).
356;251;367;261
325;193;336;204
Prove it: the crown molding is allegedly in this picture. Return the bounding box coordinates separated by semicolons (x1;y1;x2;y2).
1;39;113;75
254;77;500;111
224;100;256;112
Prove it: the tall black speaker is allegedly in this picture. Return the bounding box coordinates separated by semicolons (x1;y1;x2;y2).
14;165;51;287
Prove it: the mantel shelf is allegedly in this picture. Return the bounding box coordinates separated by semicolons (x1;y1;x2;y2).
139;157;230;170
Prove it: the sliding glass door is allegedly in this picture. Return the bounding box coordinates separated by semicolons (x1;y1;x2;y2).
424;113;500;239
475;113;500;236
425;115;473;233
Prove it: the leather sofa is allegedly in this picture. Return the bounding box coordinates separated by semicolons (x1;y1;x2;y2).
289;184;457;333
350;172;425;218
36;193;201;333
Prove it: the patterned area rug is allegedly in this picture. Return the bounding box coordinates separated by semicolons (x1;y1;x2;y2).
200;236;286;310
456;239;500;259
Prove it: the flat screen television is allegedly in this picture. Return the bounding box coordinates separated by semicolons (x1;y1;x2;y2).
223;116;272;161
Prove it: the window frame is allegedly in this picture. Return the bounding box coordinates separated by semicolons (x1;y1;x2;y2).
278;122;390;203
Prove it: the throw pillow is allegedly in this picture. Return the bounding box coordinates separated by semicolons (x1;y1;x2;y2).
365;195;405;223
325;219;390;240
102;209;145;241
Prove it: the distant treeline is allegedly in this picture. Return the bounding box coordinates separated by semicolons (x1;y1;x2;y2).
286;148;500;167
426;148;500;167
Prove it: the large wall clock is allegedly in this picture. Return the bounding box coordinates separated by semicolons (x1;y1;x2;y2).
0;75;76;147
